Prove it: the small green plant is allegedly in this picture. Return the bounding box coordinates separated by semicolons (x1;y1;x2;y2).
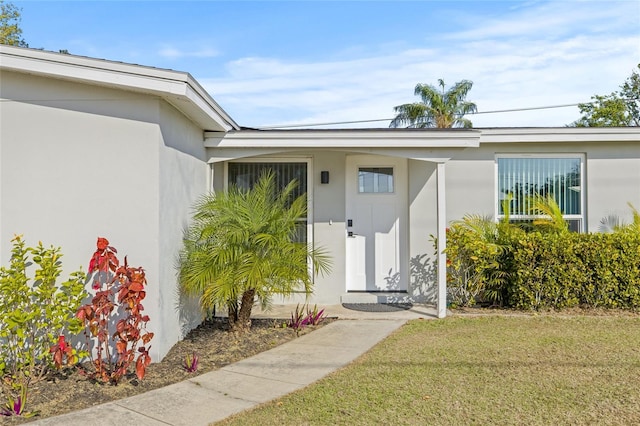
0;235;87;413
183;352;199;373
76;238;153;385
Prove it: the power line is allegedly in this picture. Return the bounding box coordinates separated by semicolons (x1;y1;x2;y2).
3;96;636;129
260;99;638;129
259;118;393;129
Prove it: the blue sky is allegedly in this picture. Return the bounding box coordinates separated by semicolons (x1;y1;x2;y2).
14;0;640;128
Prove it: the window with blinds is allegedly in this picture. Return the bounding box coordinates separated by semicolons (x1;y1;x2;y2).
496;155;583;231
228;162;308;242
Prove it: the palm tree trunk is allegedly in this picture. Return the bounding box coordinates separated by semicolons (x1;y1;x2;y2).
229;289;255;333
227;299;239;329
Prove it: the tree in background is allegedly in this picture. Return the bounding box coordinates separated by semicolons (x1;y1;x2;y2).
390;79;477;128
571;64;639;127
178;172;331;333
620;64;640;126
0;1;27;47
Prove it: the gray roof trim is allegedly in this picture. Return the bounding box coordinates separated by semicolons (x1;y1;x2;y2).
0;45;240;131
205;128;481;148
479;127;640;143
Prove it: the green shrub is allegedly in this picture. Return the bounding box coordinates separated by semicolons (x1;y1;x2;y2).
445;214;640;311
503;231;640;310
507;232;584;309
444;215;512;307
584;232;640;308
0;235;87;404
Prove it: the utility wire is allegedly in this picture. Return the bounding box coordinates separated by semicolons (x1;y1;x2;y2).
3;96;636;130
259;99;638;129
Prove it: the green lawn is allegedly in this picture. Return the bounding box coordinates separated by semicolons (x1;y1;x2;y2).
216;315;640;426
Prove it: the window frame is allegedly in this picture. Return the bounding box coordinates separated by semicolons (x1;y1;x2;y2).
358;166;395;194
495;153;586;232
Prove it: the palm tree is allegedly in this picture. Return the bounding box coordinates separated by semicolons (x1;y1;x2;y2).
178;171;331;333
529;193;568;233
390;79;477;128
599;202;640;233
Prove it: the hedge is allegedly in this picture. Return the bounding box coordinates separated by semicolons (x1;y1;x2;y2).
446;222;640;310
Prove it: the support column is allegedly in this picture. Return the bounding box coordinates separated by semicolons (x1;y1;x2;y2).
436;162;447;318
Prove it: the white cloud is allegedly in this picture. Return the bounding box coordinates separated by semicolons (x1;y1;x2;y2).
200;2;639;129
158;46;219;59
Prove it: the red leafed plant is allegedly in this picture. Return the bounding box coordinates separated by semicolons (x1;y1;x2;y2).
49;335;78;369
76;238;154;384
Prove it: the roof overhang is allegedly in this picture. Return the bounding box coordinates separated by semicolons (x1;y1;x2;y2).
204;128;481;163
204;128;482;148
479;127;640;143
0;45;239;131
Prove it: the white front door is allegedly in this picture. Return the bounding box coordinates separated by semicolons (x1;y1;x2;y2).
345;155;408;292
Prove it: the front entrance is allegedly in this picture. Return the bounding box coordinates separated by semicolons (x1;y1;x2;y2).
345;155;408;292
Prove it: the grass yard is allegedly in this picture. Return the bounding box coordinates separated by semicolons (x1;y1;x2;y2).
215;315;640;426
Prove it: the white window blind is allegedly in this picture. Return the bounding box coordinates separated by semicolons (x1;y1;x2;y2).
228;162;308;242
497;156;583;230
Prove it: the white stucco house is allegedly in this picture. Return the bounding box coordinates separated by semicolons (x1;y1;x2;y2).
1;45;639;359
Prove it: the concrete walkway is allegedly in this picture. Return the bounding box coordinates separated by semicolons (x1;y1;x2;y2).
31;304;437;426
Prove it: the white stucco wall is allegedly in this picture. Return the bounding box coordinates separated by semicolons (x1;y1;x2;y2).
0;70;159;268
445;148;497;221
307;151;347;304
407;159;439;303
582;143;640;230
0;70;209;361
157;101;209;358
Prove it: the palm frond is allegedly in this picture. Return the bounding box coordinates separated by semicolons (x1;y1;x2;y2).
599;214;622;233
177;170;332;319
628;202;640;230
391;79;476;128
528;193;568;232
390;103;429;128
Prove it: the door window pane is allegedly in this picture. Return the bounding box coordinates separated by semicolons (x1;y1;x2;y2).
359;167;394;193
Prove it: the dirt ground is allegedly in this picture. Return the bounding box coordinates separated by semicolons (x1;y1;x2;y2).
2;317;326;424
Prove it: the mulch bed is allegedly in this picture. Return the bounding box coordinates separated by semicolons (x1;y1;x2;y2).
2;317;330;424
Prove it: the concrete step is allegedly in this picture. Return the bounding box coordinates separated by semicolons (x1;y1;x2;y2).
340;292;413;304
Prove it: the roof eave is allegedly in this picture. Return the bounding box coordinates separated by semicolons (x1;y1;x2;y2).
204;128;482;148
0;45;240;131
479;127;640;143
